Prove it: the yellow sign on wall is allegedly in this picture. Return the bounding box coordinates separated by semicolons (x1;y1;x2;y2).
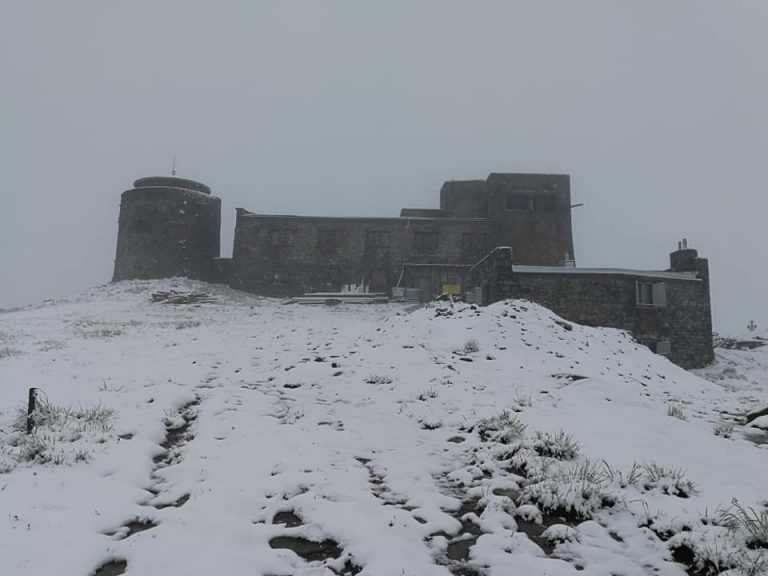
442;284;462;295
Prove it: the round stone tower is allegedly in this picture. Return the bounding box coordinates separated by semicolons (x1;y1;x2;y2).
113;176;221;282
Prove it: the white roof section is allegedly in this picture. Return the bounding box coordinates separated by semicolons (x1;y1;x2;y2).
512;265;700;281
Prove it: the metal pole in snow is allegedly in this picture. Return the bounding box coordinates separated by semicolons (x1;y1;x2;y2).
26;388;38;433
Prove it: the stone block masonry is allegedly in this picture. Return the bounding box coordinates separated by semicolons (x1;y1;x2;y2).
111;172;714;368
229;172;575;298
229;211;494;297
470;247;714;369
113;177;221;282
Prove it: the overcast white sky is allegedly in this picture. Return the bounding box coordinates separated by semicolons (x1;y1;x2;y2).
1;1;766;333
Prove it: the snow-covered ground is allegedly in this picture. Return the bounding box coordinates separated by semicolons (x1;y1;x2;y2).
1;280;766;576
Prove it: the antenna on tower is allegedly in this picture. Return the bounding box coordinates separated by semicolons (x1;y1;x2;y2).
171;156;177;176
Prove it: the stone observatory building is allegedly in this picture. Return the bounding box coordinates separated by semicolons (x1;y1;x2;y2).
112;172;714;368
230;173;574;297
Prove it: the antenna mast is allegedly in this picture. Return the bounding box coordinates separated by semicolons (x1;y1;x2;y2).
171;156;177;176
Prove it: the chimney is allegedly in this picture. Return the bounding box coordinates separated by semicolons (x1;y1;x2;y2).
670;239;699;272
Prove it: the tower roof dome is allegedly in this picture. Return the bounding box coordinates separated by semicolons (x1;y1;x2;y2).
133;176;211;195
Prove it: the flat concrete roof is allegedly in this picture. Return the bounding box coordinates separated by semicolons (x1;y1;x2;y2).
512;265;700;281
236;212;491;223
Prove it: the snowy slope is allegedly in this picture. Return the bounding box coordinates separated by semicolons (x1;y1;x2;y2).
0;280;766;576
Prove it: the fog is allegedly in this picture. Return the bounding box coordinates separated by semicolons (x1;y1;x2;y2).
2;1;766;334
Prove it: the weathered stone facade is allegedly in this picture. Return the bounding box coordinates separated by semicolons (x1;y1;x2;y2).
230;172;574;297
446;173;575;266
469;247;714;369
113;177;221;282
112;172;715;368
230;212;493;297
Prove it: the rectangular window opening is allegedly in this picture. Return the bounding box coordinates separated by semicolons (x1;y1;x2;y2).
414;231;439;253
636;281;667;308
505;192;531;211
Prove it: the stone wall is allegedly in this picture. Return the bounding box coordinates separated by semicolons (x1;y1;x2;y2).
399;208;453;218
113;181;221;282
471;248;714;369
484;173;574;266
110;172;714;370
439;174;575;266
229;173;577;297
230;211;493;297
439;180;488;218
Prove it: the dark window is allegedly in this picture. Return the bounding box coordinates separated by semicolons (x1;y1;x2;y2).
636;282;667;308
506;192;531;211
414;231;439;253
269;228;295;246
637;283;653;306
318;229;344;254
366;230;390;249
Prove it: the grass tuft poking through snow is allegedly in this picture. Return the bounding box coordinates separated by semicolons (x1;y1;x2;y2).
714;420;737;439
416;387;439;401
665;401;688;421
454;338;480;355
601;460;644;489
531;429;580;460
641;462;697;498
3;395;116;467
512;387;533;408
721;500;768;551
476;410;527;444
520;459;616;520
365;374;393;385
663;500;768;576
0;346;20;359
